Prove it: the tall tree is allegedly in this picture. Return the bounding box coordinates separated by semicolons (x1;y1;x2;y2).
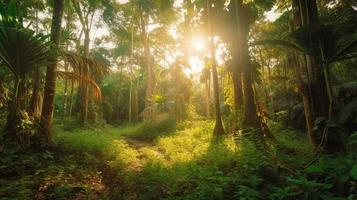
38;0;64;146
207;0;224;135
232;0;260;129
72;0;97;124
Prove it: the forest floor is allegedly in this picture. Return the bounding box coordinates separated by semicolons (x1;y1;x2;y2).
2;120;355;200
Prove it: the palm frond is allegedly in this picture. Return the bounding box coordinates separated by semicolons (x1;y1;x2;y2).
0;2;51;78
56;71;102;101
251;39;316;59
60;51;110;77
331;36;357;63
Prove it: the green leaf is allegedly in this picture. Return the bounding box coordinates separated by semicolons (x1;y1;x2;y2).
350;164;357;180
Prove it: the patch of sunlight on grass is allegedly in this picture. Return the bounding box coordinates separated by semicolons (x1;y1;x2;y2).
54;125;136;153
152;121;213;164
106;139;141;170
142;120;239;167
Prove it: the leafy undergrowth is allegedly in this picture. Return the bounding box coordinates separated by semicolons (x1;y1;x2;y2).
0;146;107;199
1;121;356;199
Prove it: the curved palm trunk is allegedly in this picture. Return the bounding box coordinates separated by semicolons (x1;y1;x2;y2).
38;0;64;146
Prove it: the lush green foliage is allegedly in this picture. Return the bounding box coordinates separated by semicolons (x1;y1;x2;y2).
2;121;356;199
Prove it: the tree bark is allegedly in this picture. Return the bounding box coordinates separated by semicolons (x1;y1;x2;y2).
208;0;225;135
132;86;138;121
38;0;64;146
79;30;90;124
205;79;211;118
4;77;22;139
140;10;154;111
292;0;317;146
233;0;260;129
29;69;42;120
68;80;74;119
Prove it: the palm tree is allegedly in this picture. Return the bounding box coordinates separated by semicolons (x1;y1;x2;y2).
38;0;64;146
253;23;357;151
0;2;51;139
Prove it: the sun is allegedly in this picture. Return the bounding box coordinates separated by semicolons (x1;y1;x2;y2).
194;40;205;51
192;37;206;51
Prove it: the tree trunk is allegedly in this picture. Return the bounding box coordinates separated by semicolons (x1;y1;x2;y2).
292;0;319;146
38;0;64;146
29;69;42;120
205;79;211;118
140;11;154;111
79;30;90;124
132;87;138;121
208;0;224;135
293;0;343;151
298;0;328;119
233;0;260;129
242;63;260;128
68;80;74;119
4;77;22;139
231;49;243;111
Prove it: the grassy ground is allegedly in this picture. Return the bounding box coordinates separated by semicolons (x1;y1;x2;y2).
1;120;355;199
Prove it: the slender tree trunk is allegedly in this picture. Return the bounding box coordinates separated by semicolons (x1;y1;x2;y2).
294;0;343;151
298;0;328;119
140;11;154;111
208;0;224;135
293;0;318;146
63;60;68;118
132;86;138;121
129;21;134;122
68;80;74;119
4;77;22;139
79;30;90;124
205;79;211;118
29;69;42;120
38;0;64;146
